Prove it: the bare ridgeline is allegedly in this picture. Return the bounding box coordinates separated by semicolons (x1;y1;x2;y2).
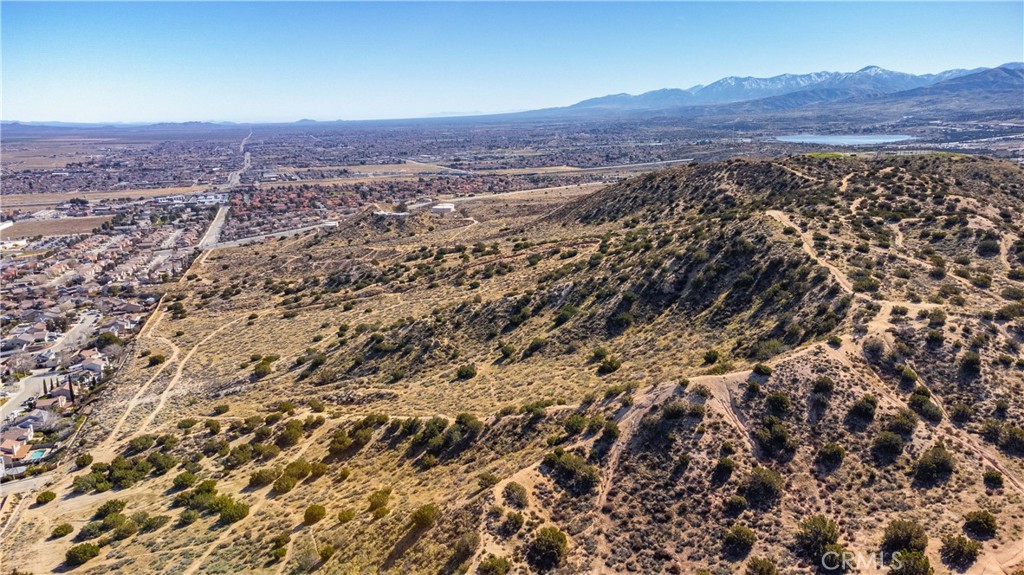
1;64;1023;575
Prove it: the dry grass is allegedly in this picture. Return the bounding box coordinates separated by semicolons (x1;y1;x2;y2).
0;216;113;239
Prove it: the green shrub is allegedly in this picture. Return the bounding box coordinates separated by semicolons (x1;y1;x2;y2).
218;499;249;524
765;392;791;416
75;453;94;468
597;357;621;374
742;467;783;508
940;534;981;567
272;475;297;494
542;449;599;494
872;431;905;464
983;469;1004;489
723;494;748;516
51;523;73;538
410;503;440;528
501;510;524;535
963;510;997;538
914;443;956;484
887;408;919;436
36;491;56;505
338;508;356;523
65;543;101;566
745;557;777;575
478;554;512;575
310;543;332;563
723;524;756;557
178;509;200;526
503;482;528;508
812;376;834;394
456;364;477;379
368;488;392;511
94;499;126;519
173;472;198;489
752;363;773;376
889;550;933;575
712;457;736;482
882;519;928;554
816;443;845;470
848;394;878;422
304;504;326;525
527;527;568;570
795;514;840;560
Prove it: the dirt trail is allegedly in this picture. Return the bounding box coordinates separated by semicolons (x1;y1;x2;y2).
593;383;677;514
94;335;181;457
137;316;244;434
838;172;857;192
1001;233;1017;271
766;210;854;293
772;163;818;182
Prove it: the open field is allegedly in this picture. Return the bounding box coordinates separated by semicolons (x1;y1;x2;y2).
1;139;153;170
0;216;113;239
0;185;207;207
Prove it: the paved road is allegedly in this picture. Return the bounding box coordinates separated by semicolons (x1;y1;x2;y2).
0;311;99;421
197;206;229;248
202;221;337;250
0;473;50;495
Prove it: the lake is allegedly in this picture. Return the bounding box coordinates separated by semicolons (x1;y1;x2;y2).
776;134;914;146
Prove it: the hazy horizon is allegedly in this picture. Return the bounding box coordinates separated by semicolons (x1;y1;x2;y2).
3;1;1022;123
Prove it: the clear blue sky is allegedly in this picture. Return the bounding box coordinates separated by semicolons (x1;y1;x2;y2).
2;2;1021;123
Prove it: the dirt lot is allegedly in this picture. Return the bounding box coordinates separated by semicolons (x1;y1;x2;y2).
0;216;113;239
1;185;205;207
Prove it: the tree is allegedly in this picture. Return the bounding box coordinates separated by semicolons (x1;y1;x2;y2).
913;443;955;484
503;482;528;508
527;527;568;571
173;472;198;489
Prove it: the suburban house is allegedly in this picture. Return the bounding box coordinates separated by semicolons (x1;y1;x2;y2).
1;439;29;465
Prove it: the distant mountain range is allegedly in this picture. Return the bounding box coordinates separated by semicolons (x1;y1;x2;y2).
557;63;1021;113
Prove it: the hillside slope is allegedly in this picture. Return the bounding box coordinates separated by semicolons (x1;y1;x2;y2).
3;155;1024;575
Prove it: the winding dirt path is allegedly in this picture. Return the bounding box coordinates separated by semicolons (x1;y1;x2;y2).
137;316;244;434
766;210;854;293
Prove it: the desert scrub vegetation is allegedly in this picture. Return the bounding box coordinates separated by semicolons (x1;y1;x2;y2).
503;481;528;508
527;526;568;571
741;466;783;508
541;448;600;494
65;543;101;566
722;524;757;558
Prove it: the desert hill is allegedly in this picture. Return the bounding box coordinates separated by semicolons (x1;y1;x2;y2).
3;155;1023;575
